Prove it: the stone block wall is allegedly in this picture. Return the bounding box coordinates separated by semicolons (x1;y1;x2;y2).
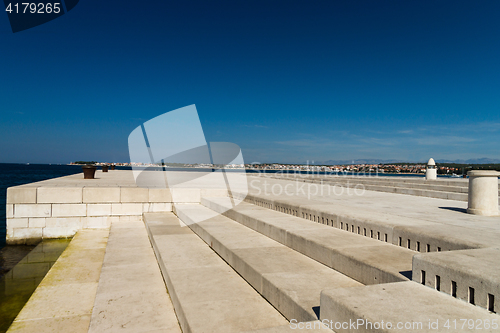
6;185;224;244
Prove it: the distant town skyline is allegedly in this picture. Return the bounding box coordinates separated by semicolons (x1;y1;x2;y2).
1;1;499;164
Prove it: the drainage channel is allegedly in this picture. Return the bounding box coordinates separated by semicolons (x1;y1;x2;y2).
0;239;71;333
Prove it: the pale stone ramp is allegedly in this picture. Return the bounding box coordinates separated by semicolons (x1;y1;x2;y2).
143;212;294;333
88;220;181;333
7;229;109;333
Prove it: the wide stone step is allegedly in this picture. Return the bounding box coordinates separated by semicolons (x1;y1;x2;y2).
233;191;500;251
320;281;500;333
269;175;474;201
323;181;468;201
143;212;291;333
202;197;414;284
174;204;361;323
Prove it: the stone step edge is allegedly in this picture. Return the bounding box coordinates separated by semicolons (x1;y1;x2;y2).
202;197;413;285
230;192;485;252
143;212;296;333
174;204;360;323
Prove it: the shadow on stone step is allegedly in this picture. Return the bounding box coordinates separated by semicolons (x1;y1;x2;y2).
399;270;412;280
312;306;320;319
439;207;467;214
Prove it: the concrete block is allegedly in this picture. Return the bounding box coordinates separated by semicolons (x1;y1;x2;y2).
143;202;172;213
29;218;46;228
43;226;79;238
14;204;51;218
7;218;29;228
45;217;82;228
118;215;142;222
7;187;37;204
120;187;149;203
148;188;172;202
83;216;117;228
320;281;499;333
87;204;112;216
6;204;14;218
6;227;15;240
37;187;82;203
170;188;200;203
83;187;120;203
412;248;500;312
13;227;43;240
111;203;143;216
52;204;87;217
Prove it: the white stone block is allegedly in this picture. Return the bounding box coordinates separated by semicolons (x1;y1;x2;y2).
118;215;142;222
37;187;82;203
111;203;143;216
45;217;82;228
6;204;14;218
83;216;116;228
87;204;112;216
170;188;200;203
51;204;87;217
6;187;37;204
29;218;46;228
149;188;172;202
121;187;149;203
143;202;172;213
7;218;29;228
13;227;42;239
43;226;79;238
83;187;120;203
14;204;51;218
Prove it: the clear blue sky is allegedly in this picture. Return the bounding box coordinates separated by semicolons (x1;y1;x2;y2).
1;1;499;164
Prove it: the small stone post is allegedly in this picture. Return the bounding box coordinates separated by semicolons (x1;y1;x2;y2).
467;170;500;216
426;158;437;180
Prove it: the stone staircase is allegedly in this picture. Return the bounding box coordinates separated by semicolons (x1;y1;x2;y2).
142;194;500;332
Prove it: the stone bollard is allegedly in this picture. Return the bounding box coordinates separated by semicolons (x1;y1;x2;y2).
467;170;500;216
82;165;97;179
